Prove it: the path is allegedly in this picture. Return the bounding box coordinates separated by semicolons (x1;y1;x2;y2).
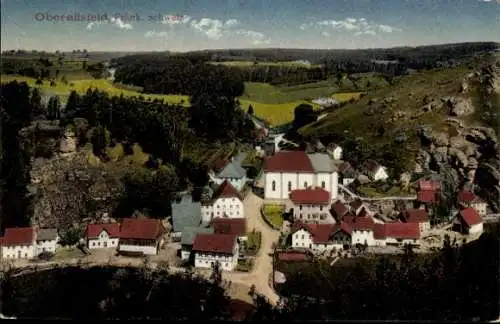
339;184;417;201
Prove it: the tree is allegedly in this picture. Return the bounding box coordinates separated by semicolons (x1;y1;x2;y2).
90;124;110;157
29;88;44;119
248;104;254;115
47;96;61;120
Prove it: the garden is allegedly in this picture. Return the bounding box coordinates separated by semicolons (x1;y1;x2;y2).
243;230;262;256
262;204;285;230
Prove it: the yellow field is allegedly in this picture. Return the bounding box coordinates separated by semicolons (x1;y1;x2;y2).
240;99;320;125
1;75;323;125
0;75;189;106
331;92;363;102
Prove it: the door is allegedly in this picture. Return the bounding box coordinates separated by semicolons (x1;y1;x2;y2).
18;250;21;258
104;241;107;248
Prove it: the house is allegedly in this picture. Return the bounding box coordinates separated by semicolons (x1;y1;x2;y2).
338;162;356;186
457;190;488;216
375;222;421;246
86;223;120;249
0;227;36;259
192;233;239;271
264;151;339;200
331;199;349;221
398;209;431;235
201;180;244;221
349;199;371;216
326;143;343;160
291;221;352;253
364;160;389;181
118;218;166;256
180;226;214;261
289;187;335;224
171;193;202;238
209;152;248;191
418;179;441;191
417;190;438;205
342;215;376;246
36;228;59;254
211;217;247;241
453;208;483;235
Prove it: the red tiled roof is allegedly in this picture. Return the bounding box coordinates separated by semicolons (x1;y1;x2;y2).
289;187;330;205
384;222;420;239
418;180;441;191
119;218;165;240
291;221;335;243
401;209;429;223
418;190;437;203
357;207;370;218
342;215;375;230
192;233;237;254
459;208;482;226
0;227;34;245
373;224;387;239
365;160;380;173
332;221;353;235
212;180;242;200
86;223;120;239
263;151;315;173
458;190;476;202
331;200;348;218
277;251;309;261
212;218;246;236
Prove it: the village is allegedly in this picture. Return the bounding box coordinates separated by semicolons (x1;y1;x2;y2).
0;131;495;304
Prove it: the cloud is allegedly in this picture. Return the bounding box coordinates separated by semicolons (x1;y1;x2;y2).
86;17;133;30
145;30;168;37
234;30;270;45
189;18;268;44
300;17;402;36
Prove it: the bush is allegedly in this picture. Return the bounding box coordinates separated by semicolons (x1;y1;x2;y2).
59;226;85;247
244;230;262;255
236;259;254;272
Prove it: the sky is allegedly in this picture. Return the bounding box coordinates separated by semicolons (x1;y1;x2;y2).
1;0;499;52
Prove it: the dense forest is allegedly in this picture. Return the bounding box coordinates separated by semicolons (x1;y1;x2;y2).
0;78;255;231
107;42;498;92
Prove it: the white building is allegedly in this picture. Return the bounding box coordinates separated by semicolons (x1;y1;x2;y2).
192;233;239;271
342;215;376;246
364;160;389;181
209;152;248;191
118;218;165;256
291;222;352;253
201;180;244;222
453;208;484;235
264;151;339;201
380;222;421;246
36;228;59;254
0;227;36;259
289;187;335;224
86;223;120;250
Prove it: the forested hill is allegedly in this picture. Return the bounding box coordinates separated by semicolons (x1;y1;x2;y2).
109;42;498;93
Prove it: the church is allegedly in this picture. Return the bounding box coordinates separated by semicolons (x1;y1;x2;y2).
263;151;339;201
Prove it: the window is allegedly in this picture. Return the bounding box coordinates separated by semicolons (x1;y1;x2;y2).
320;206;323;211
272;181;276;191
304;182;308;188
300;214;303;219
301;234;304;239
288;181;292;191
321;181;325;188
299;205;303;210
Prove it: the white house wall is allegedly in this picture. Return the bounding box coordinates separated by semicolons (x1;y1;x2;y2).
118;244;158;255
293;204;334;224
265;172;338;200
36;238;59;254
88;231;119;249
469;223;483;235
291;229;313;249
351;230;375;246
201;197;244;220
194;245;239;271
1;244;36;259
374;168;389;181
385;237;419;246
332;147;342;160
471;202;487;216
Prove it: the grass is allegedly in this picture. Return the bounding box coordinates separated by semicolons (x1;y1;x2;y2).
1;75;360;126
331;92;363;102
244;230;262;255
88;142;150;166
263;204;285;228
53;247;85;260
